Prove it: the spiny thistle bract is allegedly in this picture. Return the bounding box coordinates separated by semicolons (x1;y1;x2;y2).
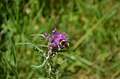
44;29;69;56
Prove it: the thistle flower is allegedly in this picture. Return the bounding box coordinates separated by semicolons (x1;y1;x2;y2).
44;29;69;56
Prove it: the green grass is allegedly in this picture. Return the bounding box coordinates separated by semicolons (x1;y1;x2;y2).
0;0;120;79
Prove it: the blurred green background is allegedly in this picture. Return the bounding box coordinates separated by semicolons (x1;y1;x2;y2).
0;0;120;79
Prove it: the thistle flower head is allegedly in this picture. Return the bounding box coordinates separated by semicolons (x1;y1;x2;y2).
52;32;68;48
44;29;69;55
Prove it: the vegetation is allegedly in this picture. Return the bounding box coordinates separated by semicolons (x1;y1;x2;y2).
0;0;120;79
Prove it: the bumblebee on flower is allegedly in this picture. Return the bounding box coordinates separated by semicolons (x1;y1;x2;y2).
44;29;69;56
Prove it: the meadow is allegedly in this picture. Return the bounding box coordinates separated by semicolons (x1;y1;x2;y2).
0;0;120;79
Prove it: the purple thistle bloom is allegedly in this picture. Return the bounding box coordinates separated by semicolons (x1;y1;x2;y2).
44;29;69;55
